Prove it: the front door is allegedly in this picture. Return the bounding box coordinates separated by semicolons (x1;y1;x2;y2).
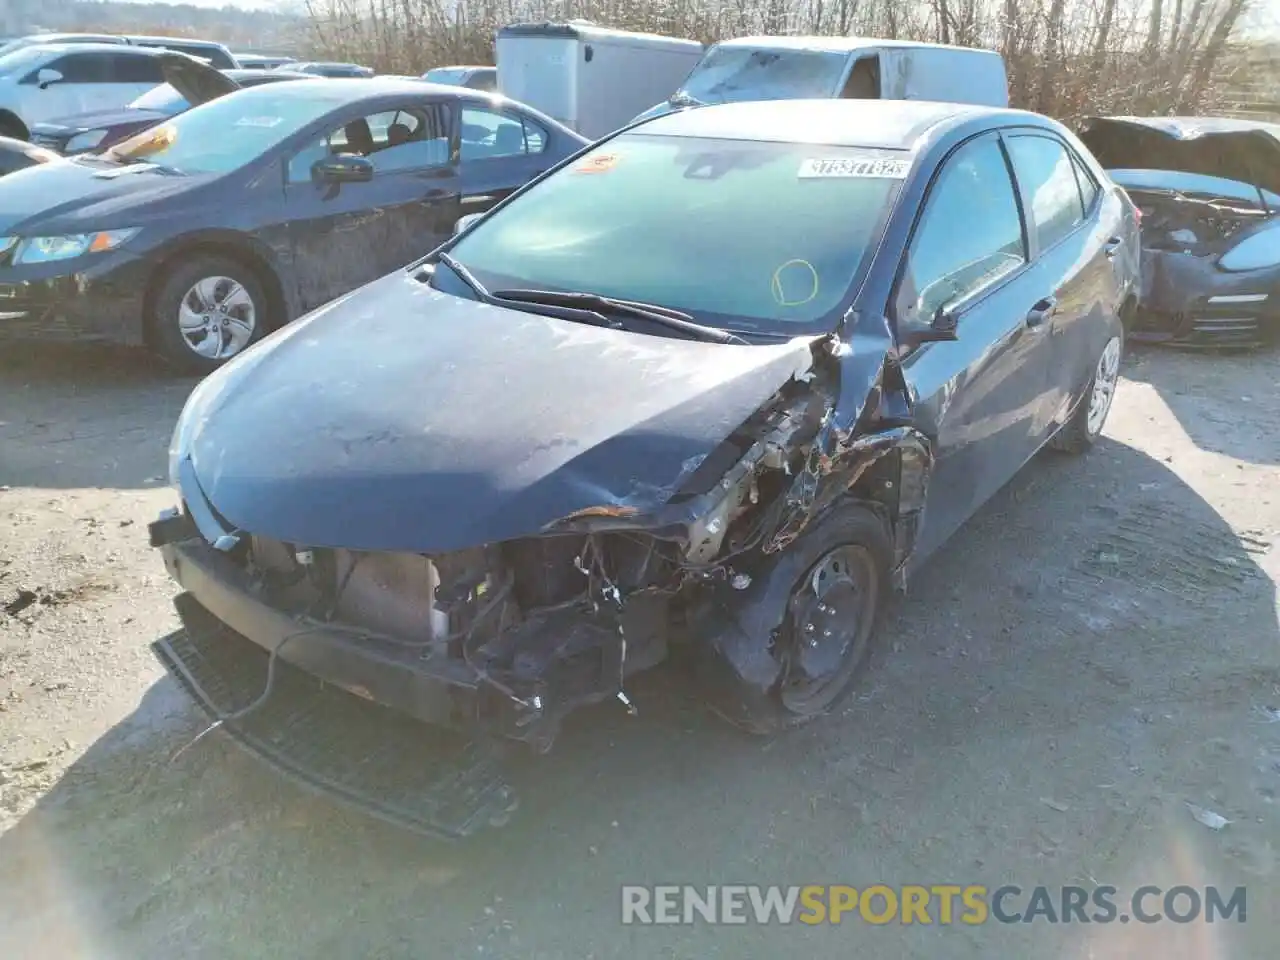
283;101;461;310
893;132;1059;563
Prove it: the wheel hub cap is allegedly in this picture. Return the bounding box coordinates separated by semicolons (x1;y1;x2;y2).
177;275;257;360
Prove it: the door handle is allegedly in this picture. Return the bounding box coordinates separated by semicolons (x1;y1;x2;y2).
1026;296;1057;329
1103;236;1123;259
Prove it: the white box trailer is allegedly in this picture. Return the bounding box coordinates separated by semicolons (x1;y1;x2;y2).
495;21;703;139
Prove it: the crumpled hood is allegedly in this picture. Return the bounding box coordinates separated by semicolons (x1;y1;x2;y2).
1080;115;1280;197
0;159;205;234
185;271;819;554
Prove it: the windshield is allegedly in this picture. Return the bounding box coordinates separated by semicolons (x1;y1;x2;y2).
0;45;51;78
129;83;190;113
676;47;850;104
101;84;337;175
448;133;905;334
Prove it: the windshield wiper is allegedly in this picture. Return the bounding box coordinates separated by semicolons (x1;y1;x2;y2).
668;91;703;108
435;253;621;330
492;289;747;344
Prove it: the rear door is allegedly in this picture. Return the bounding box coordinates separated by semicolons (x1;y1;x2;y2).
457;104;552;224
282;99;460;310
1002;132;1123;427
105;52;168;107
894;132;1060;562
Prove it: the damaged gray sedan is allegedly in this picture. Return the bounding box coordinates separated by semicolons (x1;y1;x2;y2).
151;99;1138;836
1080;116;1280;347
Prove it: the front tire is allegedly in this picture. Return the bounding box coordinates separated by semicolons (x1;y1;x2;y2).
1050;329;1123;454
710;503;893;735
0;114;27;140
148;255;269;374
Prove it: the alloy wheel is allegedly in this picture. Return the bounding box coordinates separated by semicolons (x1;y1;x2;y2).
1086;335;1122;436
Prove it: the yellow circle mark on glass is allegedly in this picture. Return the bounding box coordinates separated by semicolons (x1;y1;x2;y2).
771;259;820;307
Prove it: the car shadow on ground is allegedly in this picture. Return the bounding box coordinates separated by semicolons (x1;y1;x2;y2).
1;438;1277;960
1121;343;1280;466
0;343;196;489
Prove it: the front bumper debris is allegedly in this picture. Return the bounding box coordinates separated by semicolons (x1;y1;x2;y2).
0;251;149;345
156;593;519;838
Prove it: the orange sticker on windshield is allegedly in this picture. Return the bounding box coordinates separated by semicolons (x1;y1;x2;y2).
575;153;619;174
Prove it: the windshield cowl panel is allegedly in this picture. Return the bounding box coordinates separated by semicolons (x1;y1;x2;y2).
448;132;907;338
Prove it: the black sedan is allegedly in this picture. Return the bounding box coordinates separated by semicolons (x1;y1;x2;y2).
0;78;587;371
151;99;1140;836
29;59;314;155
1080;115;1280;348
287;61;374;78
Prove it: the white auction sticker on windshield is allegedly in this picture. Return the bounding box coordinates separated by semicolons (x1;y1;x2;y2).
234;116;284;128
798;157;911;179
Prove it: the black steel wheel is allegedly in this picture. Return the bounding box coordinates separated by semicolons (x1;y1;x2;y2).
778;544;881;716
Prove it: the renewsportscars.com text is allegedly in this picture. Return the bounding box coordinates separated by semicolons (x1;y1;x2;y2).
620;884;1246;925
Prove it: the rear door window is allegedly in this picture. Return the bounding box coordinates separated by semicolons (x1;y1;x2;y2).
895;134;1027;330
1071;151;1100;213
109;53;166;84
460;107;547;159
1004;134;1089;252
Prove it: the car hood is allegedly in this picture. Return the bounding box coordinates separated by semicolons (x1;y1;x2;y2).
184;271;819;554
0;158;202;233
1080;115;1280;197
30;107;169;136
156;50;240;105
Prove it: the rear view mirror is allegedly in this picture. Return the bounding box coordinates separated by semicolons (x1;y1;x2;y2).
313;154;373;184
453;212;484;236
36;68;63;89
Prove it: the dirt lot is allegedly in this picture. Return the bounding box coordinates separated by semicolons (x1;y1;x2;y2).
1;341;1278;959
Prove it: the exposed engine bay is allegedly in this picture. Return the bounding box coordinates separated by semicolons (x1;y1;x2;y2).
1127;185;1272;257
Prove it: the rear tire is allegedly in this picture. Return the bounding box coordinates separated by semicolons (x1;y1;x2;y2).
1050;329;1123;455
0;114;28;141
148;255;270;375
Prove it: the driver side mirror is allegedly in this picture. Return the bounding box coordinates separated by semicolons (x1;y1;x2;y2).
453;212;484;236
36;68;63;90
898;303;961;349
313;154;373;184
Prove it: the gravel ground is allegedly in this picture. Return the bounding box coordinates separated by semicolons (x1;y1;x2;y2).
1;341;1278;959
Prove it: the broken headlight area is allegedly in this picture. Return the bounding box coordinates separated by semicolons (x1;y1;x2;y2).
1114;176;1280;347
1129;186;1273;258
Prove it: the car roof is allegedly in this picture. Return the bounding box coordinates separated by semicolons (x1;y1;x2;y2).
635;99;1037;148
127;35;229;49
428;64;492;72
225;68;313;83
713;34;999;55
20;42;161;57
15;32;124;43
